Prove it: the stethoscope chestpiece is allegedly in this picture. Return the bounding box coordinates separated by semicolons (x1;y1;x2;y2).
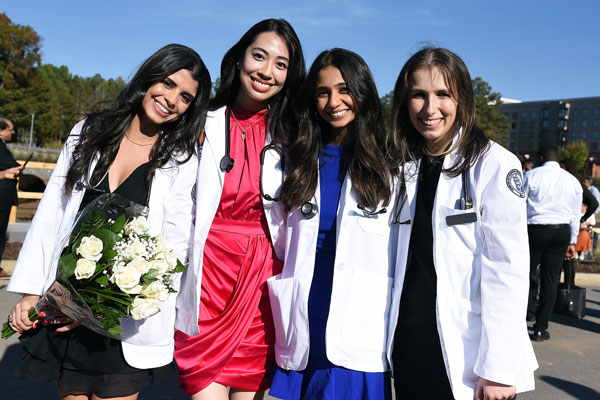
301;202;318;219
220;155;234;172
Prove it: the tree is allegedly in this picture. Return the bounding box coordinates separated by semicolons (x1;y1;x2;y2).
472;77;509;145
380;91;393;132
0;13;41;89
559;140;588;172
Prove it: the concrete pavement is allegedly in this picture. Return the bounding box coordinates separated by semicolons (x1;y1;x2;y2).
0;279;599;399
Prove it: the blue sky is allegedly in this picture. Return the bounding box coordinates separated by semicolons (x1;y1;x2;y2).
2;0;599;102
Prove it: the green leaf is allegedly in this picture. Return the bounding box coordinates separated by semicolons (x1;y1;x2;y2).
101;249;118;264
108;324;124;333
92;228;118;252
172;260;186;273
78;288;133;306
111;215;127;233
57;253;77;280
95;275;109;287
142;269;159;284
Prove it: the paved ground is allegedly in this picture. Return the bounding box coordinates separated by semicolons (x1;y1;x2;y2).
0;279;599;399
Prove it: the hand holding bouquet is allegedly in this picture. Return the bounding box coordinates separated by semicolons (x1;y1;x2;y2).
3;193;186;339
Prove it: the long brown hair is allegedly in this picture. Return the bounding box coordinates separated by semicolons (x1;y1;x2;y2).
391;47;489;177
281;48;395;211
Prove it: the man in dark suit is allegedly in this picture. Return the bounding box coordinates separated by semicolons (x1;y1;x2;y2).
0;117;22;276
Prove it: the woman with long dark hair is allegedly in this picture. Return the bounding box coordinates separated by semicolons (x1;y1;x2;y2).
173;19;305;399
386;47;537;399
7;44;211;400
268;48;395;400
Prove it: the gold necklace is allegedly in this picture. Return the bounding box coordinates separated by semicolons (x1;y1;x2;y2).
124;132;157;147
230;109;268;140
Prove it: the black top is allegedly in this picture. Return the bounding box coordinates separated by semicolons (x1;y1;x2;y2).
0;140;19;209
392;156;454;399
80;162;151;211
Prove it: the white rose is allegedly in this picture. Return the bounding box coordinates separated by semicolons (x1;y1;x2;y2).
74;258;96;280
155;251;178;270
127;240;147;258
155;234;170;253
148;259;170;276
140;281;169;302
127;257;150;274
125;216;151;235
130;297;160;320
76;235;103;261
110;266;142;294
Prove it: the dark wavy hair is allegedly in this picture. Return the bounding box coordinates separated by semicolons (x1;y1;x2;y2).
209;18;305;147
281;48;395;211
391;47;489;177
65;44;211;194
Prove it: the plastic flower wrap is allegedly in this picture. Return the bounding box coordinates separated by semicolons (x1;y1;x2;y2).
3;193;186;339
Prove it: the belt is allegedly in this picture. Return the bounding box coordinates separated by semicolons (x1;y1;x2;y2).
528;223;569;229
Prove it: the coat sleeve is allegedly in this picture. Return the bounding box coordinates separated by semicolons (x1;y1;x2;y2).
473;148;536;385
7;122;84;295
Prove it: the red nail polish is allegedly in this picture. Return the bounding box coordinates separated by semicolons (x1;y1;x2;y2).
32;321;39;329
18;330;22;333
38;312;46;317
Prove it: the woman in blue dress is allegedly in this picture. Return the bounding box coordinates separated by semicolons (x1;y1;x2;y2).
268;48;397;400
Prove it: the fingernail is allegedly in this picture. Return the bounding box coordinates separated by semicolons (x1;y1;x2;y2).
18;331;22;333
43;320;48;325
38;312;46;317
32;321;38;329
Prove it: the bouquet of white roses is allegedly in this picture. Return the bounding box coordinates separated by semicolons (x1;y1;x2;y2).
3;193;185;339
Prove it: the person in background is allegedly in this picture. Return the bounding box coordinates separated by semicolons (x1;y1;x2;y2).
7;44;211;400
387;47;537;400
575;203;594;260
584;176;600;207
522;159;534;174
269;48;396;400
174;19;305;400
0;117;22;277
525;145;582;342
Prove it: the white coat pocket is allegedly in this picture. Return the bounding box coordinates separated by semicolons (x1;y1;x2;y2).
438;206;478;255
268;275;309;352
341;270;393;353
355;212;390;236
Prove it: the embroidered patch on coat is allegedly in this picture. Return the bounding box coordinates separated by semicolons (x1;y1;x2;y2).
506;169;525;198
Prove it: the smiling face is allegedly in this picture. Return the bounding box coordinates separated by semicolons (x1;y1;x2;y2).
315;65;356;136
234;31;290;111
139;69;199;128
408;66;458;154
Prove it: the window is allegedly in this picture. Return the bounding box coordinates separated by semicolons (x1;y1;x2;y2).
594;108;600;116
581;131;587;139
542;120;549;128
511;132;516;138
592;142;598;150
559;108;567;117
582;108;589;116
512;112;518;119
582;120;588;128
510;141;516;149
519;131;526;139
520;121;527;128
572;131;577;138
558;120;566;128
543;109;549;118
571;120;577;128
531;111;537;118
529;121;535;129
593;131;600;139
573;109;578;117
521;112;528;118
593;120;600;127
529;131;535;139
511;122;516;129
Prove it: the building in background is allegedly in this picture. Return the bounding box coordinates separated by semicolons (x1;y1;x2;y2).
501;97;600;166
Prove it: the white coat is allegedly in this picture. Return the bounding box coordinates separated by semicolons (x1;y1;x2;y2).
7;120;198;369
175;106;286;335
386;140;538;399
268;171;397;373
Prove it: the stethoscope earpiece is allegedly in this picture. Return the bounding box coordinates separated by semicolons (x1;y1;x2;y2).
220;155;234;172
301;202;318;219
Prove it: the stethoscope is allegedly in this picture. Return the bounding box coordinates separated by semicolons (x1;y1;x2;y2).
75;156;152;206
392;167;473;225
219;107;318;218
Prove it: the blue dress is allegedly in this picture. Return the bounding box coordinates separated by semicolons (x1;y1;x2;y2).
269;145;391;400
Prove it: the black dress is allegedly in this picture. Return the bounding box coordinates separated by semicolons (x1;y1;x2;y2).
15;162;176;398
392;156;455;399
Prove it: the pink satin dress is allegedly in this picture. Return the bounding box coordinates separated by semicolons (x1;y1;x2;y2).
174;108;282;394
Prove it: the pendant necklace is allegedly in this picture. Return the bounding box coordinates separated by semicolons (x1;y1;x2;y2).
230;109;268;140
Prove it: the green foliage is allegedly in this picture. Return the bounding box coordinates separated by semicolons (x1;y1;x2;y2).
559;140;588;171
380;91;393;132
58;254;77;281
472;77;510;145
0;13;125;147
